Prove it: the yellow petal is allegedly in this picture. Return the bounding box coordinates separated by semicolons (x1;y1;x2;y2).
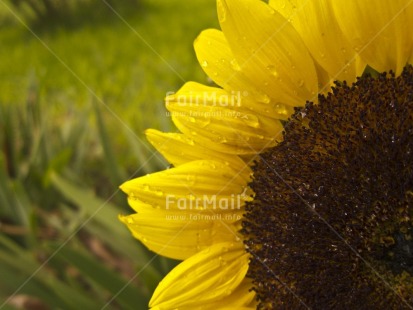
119;208;242;260
145;129;247;170
119;160;252;211
270;0;365;84
194;29;265;102
217;0;318;106
149;242;250;309
332;0;413;75
210;279;256;308
166;82;284;154
194;29;295;119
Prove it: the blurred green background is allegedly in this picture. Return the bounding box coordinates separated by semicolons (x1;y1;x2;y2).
0;0;218;309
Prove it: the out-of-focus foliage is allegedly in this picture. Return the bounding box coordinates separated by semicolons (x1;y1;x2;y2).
0;0;218;308
9;0;140;23
0;87;174;309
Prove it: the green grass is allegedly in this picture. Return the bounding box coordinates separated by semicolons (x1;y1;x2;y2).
0;0;218;155
0;0;219;308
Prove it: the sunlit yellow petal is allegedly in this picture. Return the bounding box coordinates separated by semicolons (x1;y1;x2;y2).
194;29;265;102
145;129;247;169
119;208;242;260
149;242;250;309
270;0;365;84
119;160;252;210
217;0;318;106
194;28;295;119
332;0;413;75
210;279;255;308
166;82;284;154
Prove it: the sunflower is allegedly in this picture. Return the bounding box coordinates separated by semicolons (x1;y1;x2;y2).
119;0;413;308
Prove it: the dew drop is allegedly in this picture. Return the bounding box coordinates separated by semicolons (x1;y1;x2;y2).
216;135;228;143
266;65;278;77
209;162;217;169
230;58;241;71
201;60;208;68
186;175;197;185
261;94;271;104
240;113;260;128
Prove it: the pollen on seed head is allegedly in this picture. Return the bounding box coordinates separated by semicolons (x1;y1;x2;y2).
242;65;413;309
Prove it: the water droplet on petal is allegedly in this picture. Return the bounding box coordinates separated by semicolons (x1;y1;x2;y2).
261;94;271;104
201;60;208;67
196;117;211;128
186;175;197;185
230;58;241;71
266;65;278;77
240;113;260;128
216;136;228;143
